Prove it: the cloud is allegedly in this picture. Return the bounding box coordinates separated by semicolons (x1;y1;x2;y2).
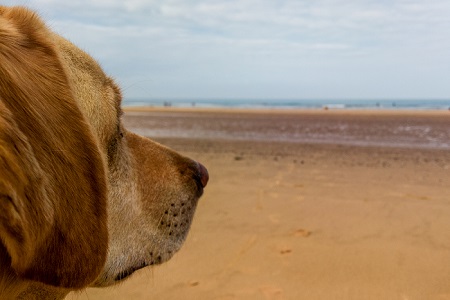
3;0;450;99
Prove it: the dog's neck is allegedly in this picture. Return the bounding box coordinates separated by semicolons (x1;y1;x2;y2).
0;245;69;299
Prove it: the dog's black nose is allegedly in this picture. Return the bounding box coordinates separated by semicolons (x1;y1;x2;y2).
197;162;209;188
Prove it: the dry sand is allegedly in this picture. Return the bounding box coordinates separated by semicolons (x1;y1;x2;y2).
69;108;450;300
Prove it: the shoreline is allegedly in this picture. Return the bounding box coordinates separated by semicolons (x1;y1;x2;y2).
124;105;450;116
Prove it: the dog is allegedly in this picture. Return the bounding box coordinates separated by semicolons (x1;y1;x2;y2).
0;6;208;299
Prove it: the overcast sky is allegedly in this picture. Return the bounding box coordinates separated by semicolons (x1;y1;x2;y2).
4;0;450;100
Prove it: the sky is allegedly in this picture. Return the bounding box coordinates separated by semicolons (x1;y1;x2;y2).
3;0;450;100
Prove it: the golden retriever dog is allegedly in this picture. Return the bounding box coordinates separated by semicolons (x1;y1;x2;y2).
0;6;208;299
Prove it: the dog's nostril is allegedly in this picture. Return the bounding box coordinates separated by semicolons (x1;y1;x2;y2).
197;162;209;188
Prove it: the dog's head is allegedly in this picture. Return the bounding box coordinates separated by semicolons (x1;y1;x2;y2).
0;5;208;294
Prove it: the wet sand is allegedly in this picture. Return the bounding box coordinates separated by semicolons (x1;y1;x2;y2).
123;108;450;149
69;108;450;300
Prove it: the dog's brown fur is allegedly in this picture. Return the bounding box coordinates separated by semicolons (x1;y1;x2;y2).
0;6;207;299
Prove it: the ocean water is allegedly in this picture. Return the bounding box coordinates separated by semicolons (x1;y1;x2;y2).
123;98;450;110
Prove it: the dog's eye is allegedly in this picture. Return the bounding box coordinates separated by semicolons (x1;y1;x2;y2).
117;124;124;139
107;125;124;163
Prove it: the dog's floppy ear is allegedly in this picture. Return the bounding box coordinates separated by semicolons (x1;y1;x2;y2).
0;6;108;288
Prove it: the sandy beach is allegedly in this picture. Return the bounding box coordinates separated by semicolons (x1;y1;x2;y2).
69;108;450;300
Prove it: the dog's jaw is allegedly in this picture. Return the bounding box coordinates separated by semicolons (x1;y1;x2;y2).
92;190;202;286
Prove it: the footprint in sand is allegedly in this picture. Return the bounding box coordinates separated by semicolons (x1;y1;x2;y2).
259;285;284;300
269;214;280;224
188;281;200;287
279;249;292;255
293;229;312;237
404;193;431;201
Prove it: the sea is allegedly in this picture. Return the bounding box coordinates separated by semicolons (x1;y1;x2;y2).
123;98;450;110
